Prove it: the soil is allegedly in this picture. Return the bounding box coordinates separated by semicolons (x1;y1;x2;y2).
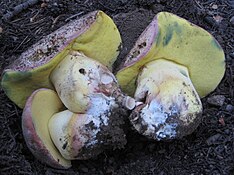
0;0;233;174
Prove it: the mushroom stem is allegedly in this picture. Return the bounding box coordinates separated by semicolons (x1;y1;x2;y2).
49;52;134;159
130;59;203;140
50;52;135;113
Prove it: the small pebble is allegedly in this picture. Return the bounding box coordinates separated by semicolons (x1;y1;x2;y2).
218;117;225;126
0;27;2;33
41;3;47;8
225;104;234;112
213;15;223;23
211;4;218;9
207;95;225;107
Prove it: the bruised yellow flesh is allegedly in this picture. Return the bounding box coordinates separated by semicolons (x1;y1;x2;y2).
30;89;71;168
116;12;225;98
1;11;121;108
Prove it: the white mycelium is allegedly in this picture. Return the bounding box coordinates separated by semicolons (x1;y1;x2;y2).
49;94;117;159
155;123;177;140
139;99;177;140
84;94;116;146
131;59;203;140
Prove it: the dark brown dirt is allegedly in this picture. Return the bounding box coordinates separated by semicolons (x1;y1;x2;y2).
0;0;234;174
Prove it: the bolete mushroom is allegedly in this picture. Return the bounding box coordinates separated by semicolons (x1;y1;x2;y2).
8;11;134;168
116;12;225;140
22;53;133;168
1;10;121;108
22;88;71;169
48;52;134;160
50;51;135;113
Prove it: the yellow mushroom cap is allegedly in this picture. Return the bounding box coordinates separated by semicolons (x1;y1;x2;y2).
116;12;225;98
1;10;121;108
22;88;71;169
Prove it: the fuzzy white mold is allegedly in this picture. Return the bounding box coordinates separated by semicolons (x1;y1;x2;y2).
84;94;116;146
139;98;178;139
155;123;178;140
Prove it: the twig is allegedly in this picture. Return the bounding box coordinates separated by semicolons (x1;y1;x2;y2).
194;0;205;10
13;36;29;52
65;12;84;22
51;14;66;29
2;0;40;21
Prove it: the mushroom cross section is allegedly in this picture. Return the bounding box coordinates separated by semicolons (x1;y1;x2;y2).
22;88;71;169
22;52;135;168
1;10;122;108
116;12;225;140
5;11;135;169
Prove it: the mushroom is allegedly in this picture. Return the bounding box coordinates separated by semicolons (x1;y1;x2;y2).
22;53;133;167
1;11;134;168
1;10;121;108
116;12;225;140
22;88;71;169
47;52;134;160
50;51;135;113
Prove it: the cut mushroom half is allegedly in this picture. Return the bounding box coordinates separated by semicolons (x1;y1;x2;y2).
130;59;202;140
116;12;225;140
48;96;123;160
1;10;121;108
22;89;71;169
21;52;134;168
